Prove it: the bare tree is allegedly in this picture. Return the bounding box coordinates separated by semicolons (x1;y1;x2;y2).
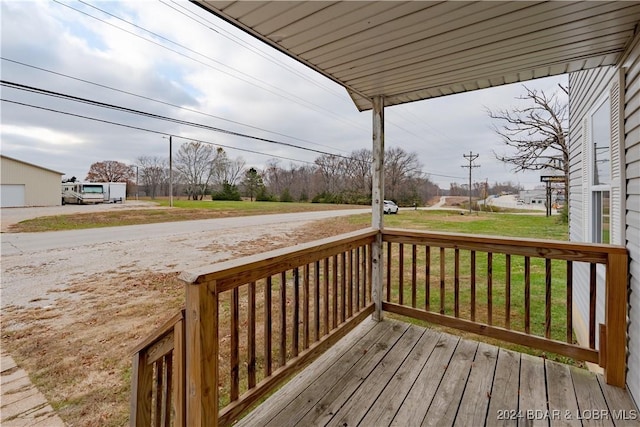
136;156;167;199
488;85;569;190
210;148;246;191
86;160;134;182
174;142;215;200
384;147;423;202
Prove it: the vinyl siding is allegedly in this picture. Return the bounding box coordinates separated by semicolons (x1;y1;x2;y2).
623;37;640;406
568;66;616;353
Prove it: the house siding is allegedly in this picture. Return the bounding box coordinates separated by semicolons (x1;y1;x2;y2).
623;37;640;406
569;36;640;405
568;66;616;353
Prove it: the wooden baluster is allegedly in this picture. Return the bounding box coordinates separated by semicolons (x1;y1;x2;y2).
454;249;460;318
230;287;239;401
314;261;320;342
341;252;347;323
566;261;573;343
324;258;329;335
332;255;338;328
487;252;493;325
440;247;445;315
264;277;272;377
162;354;172;427
412;245;417;308
248;281;256;389
362;244;370;302
545;259;552;339
355;248;361;309
155;358;164;427
399;243;404;305
525;257;530;334
292;268;300;358
279;272;286;367
471;251;476;321
386;242;392;302
425;246;430;311
303;265;309;350
505;254;511;329
589;263;596;349
348;250;353;318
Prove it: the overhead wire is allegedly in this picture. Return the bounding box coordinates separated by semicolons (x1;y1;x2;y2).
0;80;358;161
159;0;350;103
0;98;315;165
51;0;369;134
0;58;349;153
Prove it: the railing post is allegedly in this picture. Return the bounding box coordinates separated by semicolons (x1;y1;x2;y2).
371;95;385;321
604;252;628;387
130;350;152;426
185;278;218;426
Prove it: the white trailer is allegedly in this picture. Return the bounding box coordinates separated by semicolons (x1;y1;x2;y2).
101;182;126;203
61;182;104;205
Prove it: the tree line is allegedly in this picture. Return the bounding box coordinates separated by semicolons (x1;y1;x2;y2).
83;143;527;206
82;143;440;205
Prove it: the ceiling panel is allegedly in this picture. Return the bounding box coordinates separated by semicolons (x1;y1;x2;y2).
195;1;640;111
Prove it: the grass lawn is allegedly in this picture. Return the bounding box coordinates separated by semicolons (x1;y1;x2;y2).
9;200;365;232
1;208;570;426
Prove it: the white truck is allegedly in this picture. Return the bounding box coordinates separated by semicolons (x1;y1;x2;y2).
61;182;105;205
101;182;126;203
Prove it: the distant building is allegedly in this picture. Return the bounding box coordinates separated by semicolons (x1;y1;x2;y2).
518;189;545;205
0;155;64;207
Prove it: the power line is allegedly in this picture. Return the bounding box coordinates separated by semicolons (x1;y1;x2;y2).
158;0;350;103
1;80;358;161
51;0;369;134
0;57;347;153
0;98;315;165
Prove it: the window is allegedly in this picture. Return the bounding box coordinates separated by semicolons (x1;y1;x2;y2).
590;98;611;244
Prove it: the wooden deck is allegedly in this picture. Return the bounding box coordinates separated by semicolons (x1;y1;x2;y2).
236;319;639;427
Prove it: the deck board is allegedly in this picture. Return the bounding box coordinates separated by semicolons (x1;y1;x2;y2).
486;349;521;427
356;328;442;426
518;354;548;427
546;360;581;427
454;342;499;427
235;319;640;427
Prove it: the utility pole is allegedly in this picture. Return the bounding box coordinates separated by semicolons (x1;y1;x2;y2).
169;135;173;207
461;151;480;213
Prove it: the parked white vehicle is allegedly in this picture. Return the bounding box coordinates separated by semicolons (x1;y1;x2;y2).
383;200;398;214
61;183;104;205
100;182;126;203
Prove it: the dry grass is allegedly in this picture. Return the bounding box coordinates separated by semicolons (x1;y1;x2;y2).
0;217;366;427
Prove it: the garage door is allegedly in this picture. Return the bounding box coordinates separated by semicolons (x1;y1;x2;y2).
1;184;25;207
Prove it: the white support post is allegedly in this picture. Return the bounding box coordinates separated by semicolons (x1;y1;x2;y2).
371;95;385;321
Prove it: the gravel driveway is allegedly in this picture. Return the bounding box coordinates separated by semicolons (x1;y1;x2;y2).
0;208;368;308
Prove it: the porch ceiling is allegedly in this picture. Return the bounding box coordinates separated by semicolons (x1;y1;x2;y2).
194;1;640;111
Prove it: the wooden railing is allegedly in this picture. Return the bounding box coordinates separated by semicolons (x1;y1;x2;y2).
183;229;376;426
130;309;185;427
130;228;628;426
382;228;628;386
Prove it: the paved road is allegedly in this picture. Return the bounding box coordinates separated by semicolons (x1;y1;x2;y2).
0;209;368;308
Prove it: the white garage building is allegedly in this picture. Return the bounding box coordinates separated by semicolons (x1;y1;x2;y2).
0;155;63;207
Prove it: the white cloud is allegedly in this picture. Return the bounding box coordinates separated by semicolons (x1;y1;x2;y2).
0;0;567;188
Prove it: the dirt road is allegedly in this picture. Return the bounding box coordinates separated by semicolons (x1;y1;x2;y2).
0;209;368;308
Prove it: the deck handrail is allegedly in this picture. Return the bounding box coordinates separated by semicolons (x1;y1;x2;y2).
381;228;628;387
130;309;185;427
130;228;628;426
183;229;376;427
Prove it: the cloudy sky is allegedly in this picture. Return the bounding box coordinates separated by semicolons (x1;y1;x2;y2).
1;0;567;189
